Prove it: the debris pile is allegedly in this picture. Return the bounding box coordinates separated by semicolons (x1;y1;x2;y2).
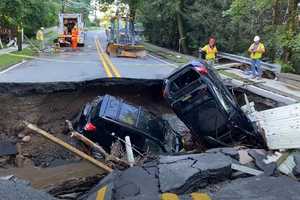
80;149;300;199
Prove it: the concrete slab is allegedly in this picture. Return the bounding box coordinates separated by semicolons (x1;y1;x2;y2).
84;167;160;200
0;141;17;156
0;177;57;200
214;176;300;200
159;153;233;194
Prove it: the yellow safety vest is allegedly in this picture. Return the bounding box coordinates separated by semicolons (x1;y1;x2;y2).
202;44;218;60
249;43;265;59
36;30;44;41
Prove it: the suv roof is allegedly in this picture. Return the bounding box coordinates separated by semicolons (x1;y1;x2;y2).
97;95;165;144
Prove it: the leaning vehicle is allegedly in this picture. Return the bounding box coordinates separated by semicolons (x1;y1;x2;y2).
73;95;182;153
163;60;259;146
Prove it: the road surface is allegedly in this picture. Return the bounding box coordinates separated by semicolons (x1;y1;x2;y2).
0;30;176;83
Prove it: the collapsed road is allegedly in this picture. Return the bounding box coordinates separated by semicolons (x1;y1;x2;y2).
0;29;300;200
0;76;297;200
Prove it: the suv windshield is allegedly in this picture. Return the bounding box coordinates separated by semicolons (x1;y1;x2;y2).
100;95;165;140
118;104;139;126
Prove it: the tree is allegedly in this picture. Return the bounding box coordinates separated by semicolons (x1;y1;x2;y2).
283;0;298;62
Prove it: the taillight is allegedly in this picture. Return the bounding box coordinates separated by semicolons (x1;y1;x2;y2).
195;66;208;75
84;122;96;132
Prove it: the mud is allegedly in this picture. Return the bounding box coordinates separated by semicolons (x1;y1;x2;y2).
0;79;276;167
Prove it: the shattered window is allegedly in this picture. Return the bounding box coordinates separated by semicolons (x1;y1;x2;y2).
170;69;200;93
118;104;139;126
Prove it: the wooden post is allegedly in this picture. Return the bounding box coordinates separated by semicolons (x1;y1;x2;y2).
24;121;113;173
65;120;129;167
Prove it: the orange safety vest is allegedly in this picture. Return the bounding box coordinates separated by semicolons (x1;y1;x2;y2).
71;28;79;38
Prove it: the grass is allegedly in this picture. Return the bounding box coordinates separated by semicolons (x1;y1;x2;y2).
218;69;244;80
0;48;36;71
0;28;57;71
143;42;192;65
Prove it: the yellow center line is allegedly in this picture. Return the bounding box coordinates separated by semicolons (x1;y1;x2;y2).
95;38;113;78
103;53;121;78
96;186;107;200
96;39;121;78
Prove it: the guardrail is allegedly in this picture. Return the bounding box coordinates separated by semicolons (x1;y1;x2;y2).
218;52;281;74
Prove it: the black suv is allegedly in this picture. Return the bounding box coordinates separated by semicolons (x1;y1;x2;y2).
73;95;182;153
163;60;257;146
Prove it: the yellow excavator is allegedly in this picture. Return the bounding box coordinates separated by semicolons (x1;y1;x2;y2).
106;15;146;58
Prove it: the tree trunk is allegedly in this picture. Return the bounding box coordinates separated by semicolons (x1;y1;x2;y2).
17;25;22;51
270;0;280;61
287;0;298;33
128;0;137;44
176;11;188;54
284;0;298;63
272;0;280;26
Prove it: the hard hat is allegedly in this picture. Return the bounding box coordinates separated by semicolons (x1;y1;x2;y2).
254;36;260;42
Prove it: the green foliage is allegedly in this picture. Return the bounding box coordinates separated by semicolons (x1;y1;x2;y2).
0;48;36;71
0;0;92;37
276;59;296;73
136;0;299;73
0;0;61;36
64;0;92;24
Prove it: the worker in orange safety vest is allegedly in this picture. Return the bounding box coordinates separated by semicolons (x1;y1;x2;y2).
71;25;79;49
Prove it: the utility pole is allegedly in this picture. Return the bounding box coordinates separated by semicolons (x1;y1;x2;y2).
17;25;23;51
114;0;120;44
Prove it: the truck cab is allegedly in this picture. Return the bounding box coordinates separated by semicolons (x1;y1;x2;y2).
57;13;85;47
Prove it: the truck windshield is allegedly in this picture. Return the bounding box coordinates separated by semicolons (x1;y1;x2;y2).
170;69;200;94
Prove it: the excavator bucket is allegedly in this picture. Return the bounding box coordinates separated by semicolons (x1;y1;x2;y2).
106;43;146;58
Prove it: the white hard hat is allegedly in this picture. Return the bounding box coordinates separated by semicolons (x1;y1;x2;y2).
254;36;260;42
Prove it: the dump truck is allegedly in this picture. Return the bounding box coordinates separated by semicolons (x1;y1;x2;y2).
57;13;85;47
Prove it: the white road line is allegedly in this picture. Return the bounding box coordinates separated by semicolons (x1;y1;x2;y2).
0;60;27;74
7;53;99;64
147;53;179;68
